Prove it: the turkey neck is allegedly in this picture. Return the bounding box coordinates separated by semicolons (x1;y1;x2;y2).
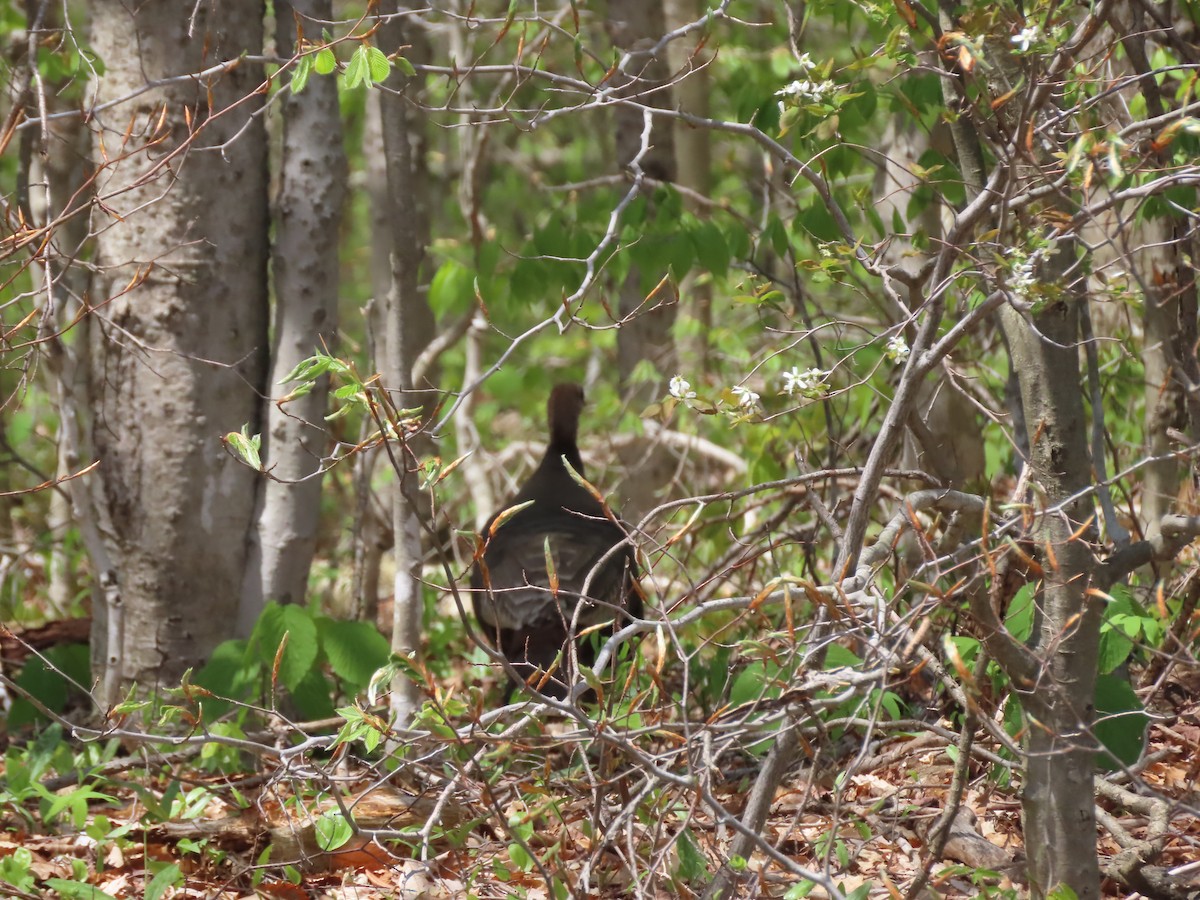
542;384;585;478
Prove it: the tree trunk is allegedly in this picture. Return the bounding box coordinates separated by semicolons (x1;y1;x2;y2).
238;0;347;634
936;13;1104;894
376;5;435;723
608;0;678;521
664;0;712;372
609;0;678;398
28;92;91;614
1111;7;1190;539
997;294;1101;898
88;2;268;700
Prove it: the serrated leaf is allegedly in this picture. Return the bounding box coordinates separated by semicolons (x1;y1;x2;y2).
394;55;415;76
365;46;390;82
343;46;368;88
252;603;319;692
279;381;313;402
290;55;312;94
279;354;332;385
321;619;390;688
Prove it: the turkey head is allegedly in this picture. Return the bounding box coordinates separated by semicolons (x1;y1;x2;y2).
471;383;641;700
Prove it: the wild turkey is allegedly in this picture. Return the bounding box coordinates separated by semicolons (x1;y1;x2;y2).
471;383;641;699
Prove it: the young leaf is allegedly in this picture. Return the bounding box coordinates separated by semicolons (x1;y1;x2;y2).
313;46;337;75
343;45;368;89
224;427;262;469
487;500;536;536
366;46;391;82
290;55;312;95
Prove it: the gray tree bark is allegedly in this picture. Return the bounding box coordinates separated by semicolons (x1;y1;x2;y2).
88;2;268;699
608;0;678;521
609;0;678;397
997;294;1101;899
376;5;435;723
937;9;1103;894
27;96;91;614
238;0;347;634
1111;6;1193;539
664;0;712;372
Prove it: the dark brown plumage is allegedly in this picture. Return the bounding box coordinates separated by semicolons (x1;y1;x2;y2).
471;383;641;699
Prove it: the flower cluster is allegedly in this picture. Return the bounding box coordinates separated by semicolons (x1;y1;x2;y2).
885;335;910;363
781;366;829;399
1007;248;1045;301
775;78;839;110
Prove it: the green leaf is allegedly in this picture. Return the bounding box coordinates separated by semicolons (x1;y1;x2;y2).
508;842;535;872
689;220;730;277
1046;885;1080;900
343;45;368;89
674;829;709;883
315;809;354;851
730;660;780;706
1003;582;1035;643
290;55;312;94
823;644;862;668
1094;673;1148;770
365;46;391;82
394;55;416;76
313;47;337;75
279;352;341;385
44;881;119;900
288;669;337;720
1097;585;1143;675
762;215;789;257
428;259;476;316
320;619;390;688
145;863;183;900
8;647;89;729
253;602;320;692
224;426;262;469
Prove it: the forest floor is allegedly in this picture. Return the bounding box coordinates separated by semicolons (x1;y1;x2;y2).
2;690;1199;899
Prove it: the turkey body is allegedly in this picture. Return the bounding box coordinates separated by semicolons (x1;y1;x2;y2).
471;384;641;699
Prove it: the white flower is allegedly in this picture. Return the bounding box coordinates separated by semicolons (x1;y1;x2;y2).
669;375;696;401
731;385;760;409
1011;25;1040;52
795;52;816;72
1007;248;1045;300
781;367;829;399
775;78;839;106
885;335;910;362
